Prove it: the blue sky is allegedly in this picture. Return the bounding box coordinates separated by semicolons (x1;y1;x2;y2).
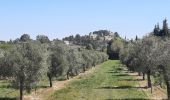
0;0;170;41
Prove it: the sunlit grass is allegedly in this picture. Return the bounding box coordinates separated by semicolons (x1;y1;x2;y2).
49;60;148;100
0;80;19;100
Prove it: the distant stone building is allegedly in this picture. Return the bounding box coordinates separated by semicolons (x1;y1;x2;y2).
104;35;114;41
64;40;70;45
89;30;114;41
89;33;98;39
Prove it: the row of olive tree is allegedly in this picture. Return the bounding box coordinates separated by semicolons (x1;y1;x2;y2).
47;41;108;87
0;34;108;100
119;35;170;99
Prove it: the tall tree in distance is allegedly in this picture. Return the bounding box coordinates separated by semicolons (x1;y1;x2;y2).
36;35;50;43
114;32;120;38
153;23;160;36
135;35;138;41
75;34;81;44
153;19;169;36
162;19;169;35
20;34;31;42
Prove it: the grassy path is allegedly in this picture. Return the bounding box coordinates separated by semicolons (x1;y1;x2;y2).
24;63;100;100
49;60;148;100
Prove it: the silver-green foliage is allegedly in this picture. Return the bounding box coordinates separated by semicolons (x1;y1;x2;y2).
0;42;43;100
48;41;108;79
4;42;42;89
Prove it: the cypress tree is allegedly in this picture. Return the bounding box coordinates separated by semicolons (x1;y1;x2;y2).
163;18;169;35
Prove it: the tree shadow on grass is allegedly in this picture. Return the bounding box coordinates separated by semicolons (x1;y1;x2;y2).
113;74;129;76
118;79;143;81
115;68;124;71
0;85;13;89
0;98;17;100
107;71;129;73
36;85;49;89
108;67;124;72
113;74;138;77
106;71;119;73
122;71;129;73
97;86;148;89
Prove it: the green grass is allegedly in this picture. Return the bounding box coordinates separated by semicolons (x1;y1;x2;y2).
0;80;19;100
0;77;50;100
50;60;148;100
0;44;13;50
0;74;65;99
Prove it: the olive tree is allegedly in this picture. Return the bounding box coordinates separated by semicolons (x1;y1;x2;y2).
81;50;93;70
86;44;93;50
152;39;170;99
120;36;158;88
67;48;80;79
3;42;42;100
47;42;69;87
91;51;98;67
0;53;14;79
138;36;158;88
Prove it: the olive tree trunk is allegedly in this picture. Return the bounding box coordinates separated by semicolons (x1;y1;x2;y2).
47;72;52;87
142;72;145;80
138;72;142;76
83;67;86;72
19;78;23;100
67;71;69;80
166;81;170;100
147;70;152;88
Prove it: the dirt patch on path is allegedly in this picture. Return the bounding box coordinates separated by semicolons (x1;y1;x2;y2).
24;66;99;100
129;73;167;100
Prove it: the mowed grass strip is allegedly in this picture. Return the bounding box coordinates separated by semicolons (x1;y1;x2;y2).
0;80;19;100
49;60;148;100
